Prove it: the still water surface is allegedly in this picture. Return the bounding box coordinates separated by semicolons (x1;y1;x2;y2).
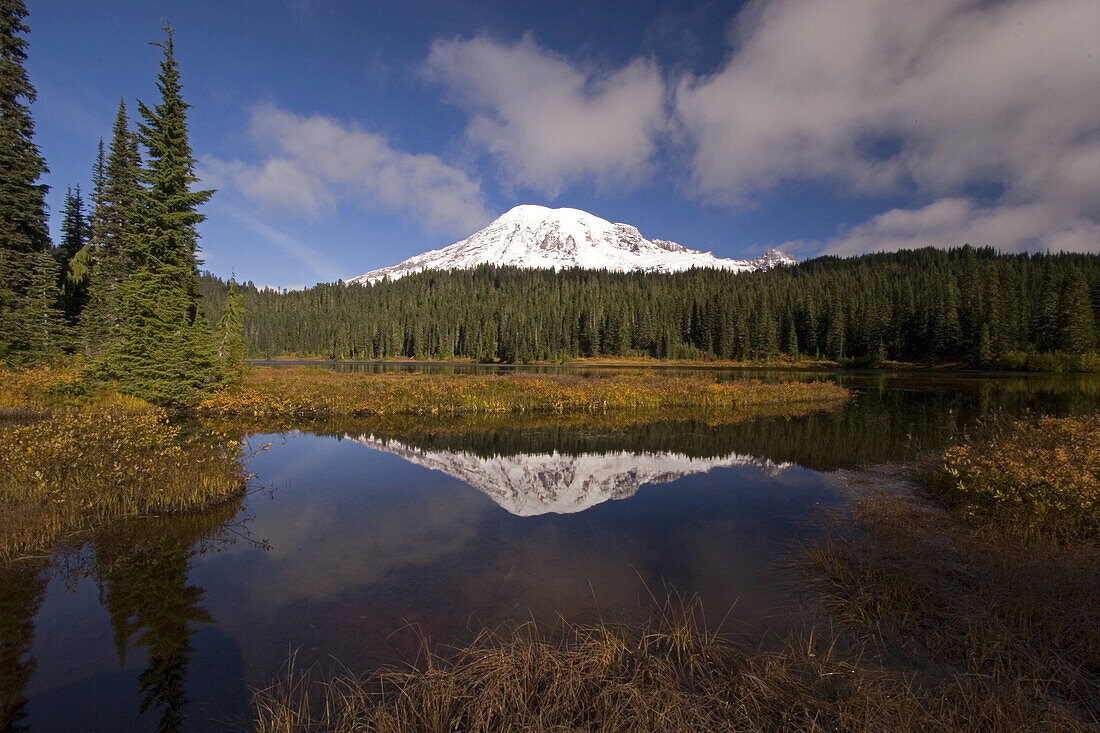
7;367;1100;731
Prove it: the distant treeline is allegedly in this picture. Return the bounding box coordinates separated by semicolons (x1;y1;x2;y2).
201;247;1099;365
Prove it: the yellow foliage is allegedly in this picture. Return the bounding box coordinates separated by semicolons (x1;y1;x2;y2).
939;414;1100;534
0;406;245;561
200;367;849;419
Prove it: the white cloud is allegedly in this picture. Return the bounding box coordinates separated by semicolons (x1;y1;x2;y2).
812;198;1100;256
677;0;1100;254
202;104;491;236
426;35;667;196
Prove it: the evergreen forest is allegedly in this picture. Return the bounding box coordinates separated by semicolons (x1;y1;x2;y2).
0;1;242;403
199;247;1100;367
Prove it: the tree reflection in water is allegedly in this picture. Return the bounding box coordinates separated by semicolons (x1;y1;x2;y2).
0;495;248;732
0;561;47;732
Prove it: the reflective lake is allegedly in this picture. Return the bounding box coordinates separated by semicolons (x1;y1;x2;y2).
6;367;1100;731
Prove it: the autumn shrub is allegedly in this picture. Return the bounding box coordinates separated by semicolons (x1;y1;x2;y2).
0;406;246;561
935;414;1100;536
0;364;149;415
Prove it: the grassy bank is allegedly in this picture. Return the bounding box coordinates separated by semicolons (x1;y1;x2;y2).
203;400;845;441
252;353;1100;373
199;366;849;418
0;368;247;562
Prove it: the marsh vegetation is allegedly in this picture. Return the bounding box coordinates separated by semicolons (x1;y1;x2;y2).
4;364;1098;731
197;365;849;418
0;367;246;562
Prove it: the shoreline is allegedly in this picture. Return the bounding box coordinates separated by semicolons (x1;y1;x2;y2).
247;356;1100;376
254;452;1100;731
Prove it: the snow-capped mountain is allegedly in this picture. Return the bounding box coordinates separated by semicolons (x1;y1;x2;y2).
350;434;791;516
347;205;796;284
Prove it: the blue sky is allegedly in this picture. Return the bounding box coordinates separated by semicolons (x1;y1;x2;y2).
26;0;1100;288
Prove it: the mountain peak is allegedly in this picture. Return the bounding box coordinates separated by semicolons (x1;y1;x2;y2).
347;206;796;284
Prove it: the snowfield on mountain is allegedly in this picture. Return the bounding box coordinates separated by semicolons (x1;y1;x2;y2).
347;205;796;284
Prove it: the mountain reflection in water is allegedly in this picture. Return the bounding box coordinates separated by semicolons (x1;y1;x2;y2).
352;434;791;515
9;369;1100;731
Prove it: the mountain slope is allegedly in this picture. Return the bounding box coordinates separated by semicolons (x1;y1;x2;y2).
348;205;795;284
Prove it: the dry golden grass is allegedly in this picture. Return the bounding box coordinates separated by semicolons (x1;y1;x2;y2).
253;598;926;733
200;366;848;419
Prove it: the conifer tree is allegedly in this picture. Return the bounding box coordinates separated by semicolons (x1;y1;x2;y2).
81;99;142;355
0;0;62;364
0;0;47;256
100;27;220;403
91;138;105;206
1058;270;1095;354
61;144;107;333
214;279;245;385
55;185;90;324
56;186;87;265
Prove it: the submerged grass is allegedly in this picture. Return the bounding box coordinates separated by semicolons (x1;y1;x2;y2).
200;366;849;419
802;470;1100;731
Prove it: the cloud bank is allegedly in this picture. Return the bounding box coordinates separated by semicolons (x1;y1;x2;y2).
208;0;1099;258
425;35;667;196
203;104;491;236
675;0;1100;254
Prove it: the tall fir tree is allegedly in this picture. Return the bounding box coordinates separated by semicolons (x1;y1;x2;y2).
56;186;88;264
1058;269;1096;354
214;278;245;385
100;26;220;403
81;99;142;355
0;0;47;256
0;0;62;364
60;142;107;332
55;185;90;325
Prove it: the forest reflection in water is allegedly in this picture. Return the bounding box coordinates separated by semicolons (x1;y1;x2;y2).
1;500;251;732
5;369;1100;731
